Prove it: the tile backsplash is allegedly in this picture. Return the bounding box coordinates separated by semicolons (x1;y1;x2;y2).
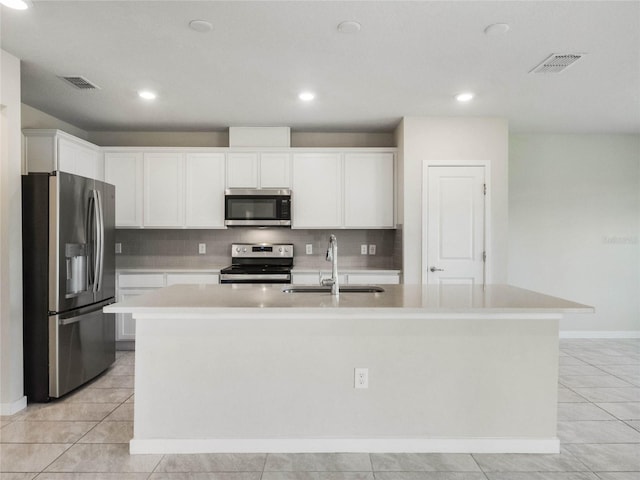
115;228;402;270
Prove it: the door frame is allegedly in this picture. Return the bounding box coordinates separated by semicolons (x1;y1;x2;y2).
421;160;492;285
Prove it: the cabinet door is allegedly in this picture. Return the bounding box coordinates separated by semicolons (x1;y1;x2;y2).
58;137;103;180
291;273;321;285
292;153;342;228
260;153;290;188
185;153;226;228
104;152;144;227
346;273;400;285
116;291;142;341
166;273;219;285
143;152;184;227
344;152;394;228
227;153;258;188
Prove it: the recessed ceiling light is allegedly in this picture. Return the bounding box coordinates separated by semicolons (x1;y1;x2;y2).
337;21;361;34
189;19;213;33
484;23;510;35
455;92;474;102
298;91;315;102
138;90;157;100
0;0;32;10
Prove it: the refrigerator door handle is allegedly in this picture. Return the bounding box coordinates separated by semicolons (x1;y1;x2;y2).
95;189;105;293
89;189;102;293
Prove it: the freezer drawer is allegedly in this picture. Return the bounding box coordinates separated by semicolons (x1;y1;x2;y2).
49;302;115;398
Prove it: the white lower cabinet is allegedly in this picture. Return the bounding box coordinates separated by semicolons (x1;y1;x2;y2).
116;271;219;342
116;290;149;341
166;273;219;285
292;271;400;285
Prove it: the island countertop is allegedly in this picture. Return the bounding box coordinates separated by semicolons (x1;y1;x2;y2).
104;283;592;316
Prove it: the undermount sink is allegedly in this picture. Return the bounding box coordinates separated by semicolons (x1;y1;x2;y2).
282;285;385;293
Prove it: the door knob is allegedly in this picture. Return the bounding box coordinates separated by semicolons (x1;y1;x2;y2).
430;266;444;272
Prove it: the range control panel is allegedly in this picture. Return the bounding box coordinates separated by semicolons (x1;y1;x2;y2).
230;243;294;258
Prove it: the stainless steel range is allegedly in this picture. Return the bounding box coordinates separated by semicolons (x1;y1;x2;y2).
220;243;293;284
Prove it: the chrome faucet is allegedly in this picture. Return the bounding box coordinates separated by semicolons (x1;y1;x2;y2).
321;234;339;296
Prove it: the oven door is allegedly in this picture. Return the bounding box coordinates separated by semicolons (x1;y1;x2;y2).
220;273;291;284
224;189;291;227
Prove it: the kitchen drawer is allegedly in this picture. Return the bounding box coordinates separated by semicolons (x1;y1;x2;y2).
166;273;219;285
118;273;165;288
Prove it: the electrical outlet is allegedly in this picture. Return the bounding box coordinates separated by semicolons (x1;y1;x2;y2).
115;243;122;254
354;368;368;389
306;244;313;255
360;244;368;255
368;244;376;255
198;243;206;254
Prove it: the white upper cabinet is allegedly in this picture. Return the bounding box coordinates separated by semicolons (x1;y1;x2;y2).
143;152;185;227
259;153;290;188
292;153;342;228
227;152;291;188
227;153;258;188
292;151;395;229
23;129;104;180
104;151;144;227
344;152;394;228
185;153;226;228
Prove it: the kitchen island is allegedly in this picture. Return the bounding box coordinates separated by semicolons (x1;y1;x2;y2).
104;284;591;455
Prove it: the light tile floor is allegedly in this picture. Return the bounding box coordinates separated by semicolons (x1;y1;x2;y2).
1;339;638;479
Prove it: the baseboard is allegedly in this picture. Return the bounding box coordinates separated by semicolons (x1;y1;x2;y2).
560;330;640;339
0;395;27;416
130;437;560;455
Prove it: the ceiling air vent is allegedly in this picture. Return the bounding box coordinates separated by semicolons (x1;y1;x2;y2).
59;76;101;90
530;53;584;74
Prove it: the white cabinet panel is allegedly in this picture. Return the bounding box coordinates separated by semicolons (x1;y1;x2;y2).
227;153;258;188
292;153;342;228
344;152;394;228
185;153;226;228
166;273;219;285
346;273;400;285
291;273;321;285
143;152;184;227
24;129;103;180
104;152;144;227
117;273;165;288
260;153;290;188
116;290;151;341
58;136;104;181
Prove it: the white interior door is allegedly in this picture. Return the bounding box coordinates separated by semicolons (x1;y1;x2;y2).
426;166;485;285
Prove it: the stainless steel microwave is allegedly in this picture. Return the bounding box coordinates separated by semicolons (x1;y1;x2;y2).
224;189;291;227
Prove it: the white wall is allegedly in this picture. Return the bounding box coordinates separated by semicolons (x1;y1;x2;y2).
0;49;26;414
88;130;394;148
22;103;89;140
509;134;640;334
397;117;509;284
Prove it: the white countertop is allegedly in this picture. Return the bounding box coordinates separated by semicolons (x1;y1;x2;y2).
117;268;224;274
104;283;593;316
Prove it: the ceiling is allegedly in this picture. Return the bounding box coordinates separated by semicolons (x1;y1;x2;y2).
1;1;639;134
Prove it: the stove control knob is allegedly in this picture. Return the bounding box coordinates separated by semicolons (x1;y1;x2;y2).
242;247;247;252
278;247;283;253
284;248;289;253
235;247;240;253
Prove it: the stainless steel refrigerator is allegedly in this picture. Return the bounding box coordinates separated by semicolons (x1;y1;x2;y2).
22;171;116;402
